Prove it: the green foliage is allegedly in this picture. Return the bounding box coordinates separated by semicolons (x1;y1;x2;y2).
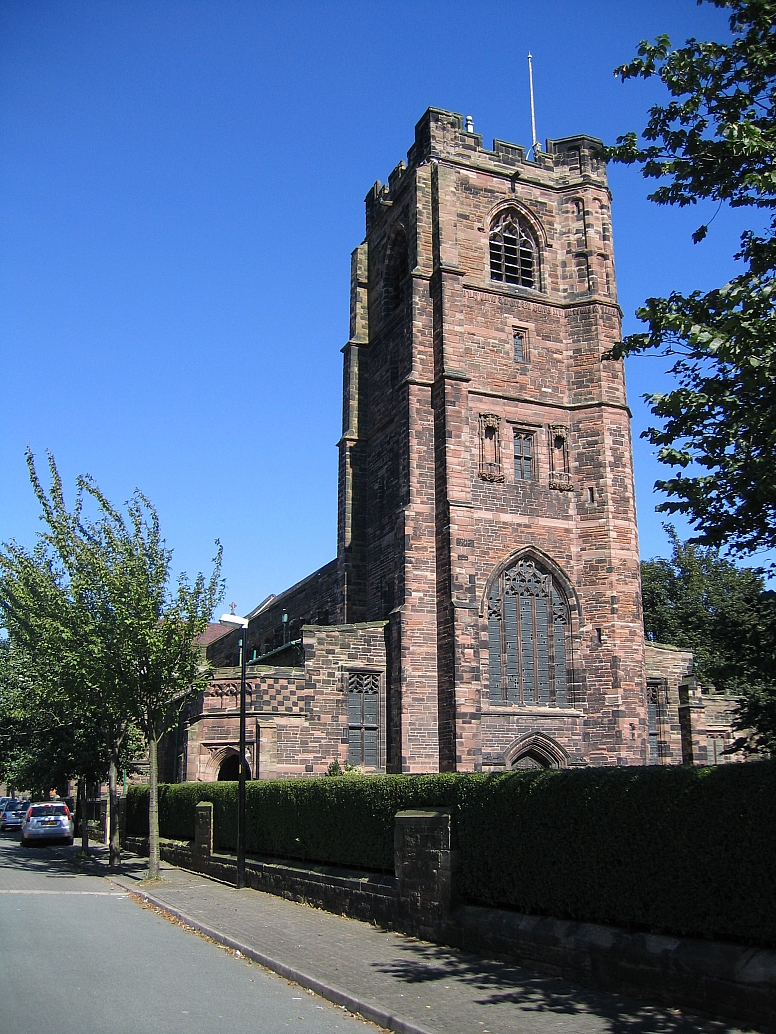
641;526;776;688
126;763;776;945
0;450;222;870
729;685;776;755
127;775;460;869
606;0;776;561
456;764;776;945
641;527;776;752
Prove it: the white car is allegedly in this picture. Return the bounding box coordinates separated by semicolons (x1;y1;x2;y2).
20;802;74;847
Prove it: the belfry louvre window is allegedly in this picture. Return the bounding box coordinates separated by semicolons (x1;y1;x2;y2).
490;212;537;288
488;558;570;706
347;671;379;767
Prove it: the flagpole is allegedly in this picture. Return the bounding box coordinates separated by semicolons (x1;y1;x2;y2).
528;52;539;157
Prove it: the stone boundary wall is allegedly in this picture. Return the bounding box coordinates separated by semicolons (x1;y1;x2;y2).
124;805;775;1031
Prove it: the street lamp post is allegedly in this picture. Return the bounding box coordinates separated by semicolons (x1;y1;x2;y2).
219;611;249;889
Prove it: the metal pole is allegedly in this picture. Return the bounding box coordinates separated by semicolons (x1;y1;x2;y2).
528;52;539;157
237;628;247;889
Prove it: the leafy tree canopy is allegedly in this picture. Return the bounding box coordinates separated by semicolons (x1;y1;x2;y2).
606;0;776;563
642;526;776;686
0;451;223;870
642;526;776;753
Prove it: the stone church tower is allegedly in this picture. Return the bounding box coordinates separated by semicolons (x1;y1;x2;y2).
337;107;647;773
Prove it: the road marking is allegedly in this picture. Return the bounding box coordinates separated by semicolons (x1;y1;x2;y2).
0;889;127;896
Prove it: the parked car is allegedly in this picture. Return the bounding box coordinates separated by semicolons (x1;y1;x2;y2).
20;802;74;846
0;800;28;831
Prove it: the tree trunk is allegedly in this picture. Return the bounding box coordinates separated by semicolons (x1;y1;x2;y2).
108;754;121;868
78;777;89;855
148;734;160;880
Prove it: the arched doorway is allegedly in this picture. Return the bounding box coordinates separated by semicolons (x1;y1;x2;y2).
512;753;546;770
217;753;251;781
505;732;569;770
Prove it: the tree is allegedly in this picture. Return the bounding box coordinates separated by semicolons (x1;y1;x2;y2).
0;451;222;873
72;475;223;878
606;0;776;563
641;526;776;753
0;540;115;850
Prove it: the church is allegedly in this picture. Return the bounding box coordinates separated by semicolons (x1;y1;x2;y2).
170;108;736;783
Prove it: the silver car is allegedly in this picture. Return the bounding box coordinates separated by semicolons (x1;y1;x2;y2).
20;802;74;846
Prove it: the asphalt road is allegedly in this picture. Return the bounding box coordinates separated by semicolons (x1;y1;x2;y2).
0;834;379;1034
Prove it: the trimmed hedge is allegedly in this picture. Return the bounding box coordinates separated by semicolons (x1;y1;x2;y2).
126;774;460;870
454;762;776;947
125;760;776;946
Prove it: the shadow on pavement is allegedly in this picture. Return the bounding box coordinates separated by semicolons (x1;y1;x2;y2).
0;832;148;880
371;939;751;1034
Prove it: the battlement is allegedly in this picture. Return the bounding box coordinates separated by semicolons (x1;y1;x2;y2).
365;107;607;232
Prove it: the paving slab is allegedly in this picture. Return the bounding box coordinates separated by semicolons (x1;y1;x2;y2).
106;857;757;1034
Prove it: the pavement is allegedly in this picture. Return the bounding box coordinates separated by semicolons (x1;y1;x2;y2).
91;848;759;1034
0;838;375;1034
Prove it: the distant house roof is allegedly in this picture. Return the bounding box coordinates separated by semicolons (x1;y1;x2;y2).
197;623;233;647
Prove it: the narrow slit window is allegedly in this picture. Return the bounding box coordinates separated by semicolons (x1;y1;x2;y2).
513;329;526;363
514;431;534;481
347;671;380;768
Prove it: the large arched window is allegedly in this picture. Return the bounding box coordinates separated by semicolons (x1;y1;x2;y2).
487;557;569;706
489;211;537;288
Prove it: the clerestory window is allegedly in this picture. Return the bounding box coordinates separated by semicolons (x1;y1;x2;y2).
489;212;537;288
488;558;570;707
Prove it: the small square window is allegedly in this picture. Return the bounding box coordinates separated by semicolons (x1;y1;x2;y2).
514;430;534;481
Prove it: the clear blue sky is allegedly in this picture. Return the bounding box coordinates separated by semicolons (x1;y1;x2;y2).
0;0;761;613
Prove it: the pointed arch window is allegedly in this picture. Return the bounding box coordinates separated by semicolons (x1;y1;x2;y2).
488;558;570;707
489;211;537;288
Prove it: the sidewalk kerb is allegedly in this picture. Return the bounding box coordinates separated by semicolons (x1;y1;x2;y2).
108;876;435;1034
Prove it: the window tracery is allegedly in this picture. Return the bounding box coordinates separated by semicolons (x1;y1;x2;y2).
489;211;538;288
347;671;380;767
487;558;570;707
